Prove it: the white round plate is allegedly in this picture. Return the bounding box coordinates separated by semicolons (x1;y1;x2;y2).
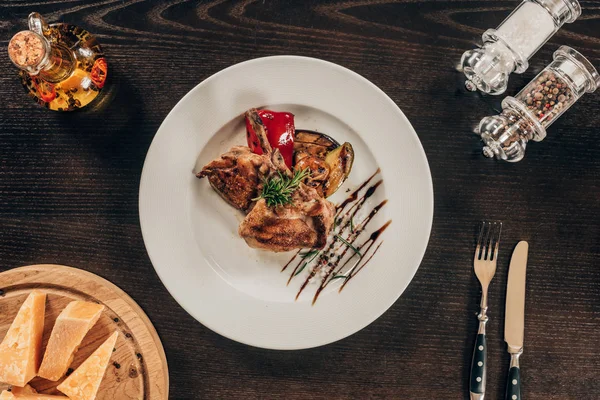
139;56;433;350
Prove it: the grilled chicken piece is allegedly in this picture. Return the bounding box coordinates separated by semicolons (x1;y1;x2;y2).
197;109;289;211
239;182;336;252
196;146;269;210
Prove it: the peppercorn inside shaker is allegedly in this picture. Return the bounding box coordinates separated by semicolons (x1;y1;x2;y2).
478;46;599;162
460;0;581;95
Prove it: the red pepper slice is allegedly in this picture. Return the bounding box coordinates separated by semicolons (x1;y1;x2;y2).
246;110;295;168
32;76;56;103
90;58;108;89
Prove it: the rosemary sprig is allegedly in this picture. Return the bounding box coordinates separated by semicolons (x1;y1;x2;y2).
294;262;308;276
335;234;362;257
253;168;310;207
294;249;320;276
300;249;318;259
350;216;355;232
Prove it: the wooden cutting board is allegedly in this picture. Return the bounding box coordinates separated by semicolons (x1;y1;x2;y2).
0;265;168;400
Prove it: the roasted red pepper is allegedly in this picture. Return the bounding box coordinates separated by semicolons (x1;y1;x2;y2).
32;76;56;103
246;110;295;168
90;58;108;89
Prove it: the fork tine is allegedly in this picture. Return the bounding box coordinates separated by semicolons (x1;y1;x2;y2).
485;222;501;261
492;222;502;261
482;221;492;260
475;222;486;261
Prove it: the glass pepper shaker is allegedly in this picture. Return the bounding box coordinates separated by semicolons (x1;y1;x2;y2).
7;12;107;111
460;0;581;95
478;46;599;162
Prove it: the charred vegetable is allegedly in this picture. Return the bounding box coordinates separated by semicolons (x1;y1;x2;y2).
323;142;354;197
294;130;339;159
293;129;354;198
294;152;330;197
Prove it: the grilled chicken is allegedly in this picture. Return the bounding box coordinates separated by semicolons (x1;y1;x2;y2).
239;183;336;252
196;146;269;211
199;108;336;252
196;109;289;211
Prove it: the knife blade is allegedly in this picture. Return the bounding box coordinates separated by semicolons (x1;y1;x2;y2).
504;240;528;400
505;241;528;352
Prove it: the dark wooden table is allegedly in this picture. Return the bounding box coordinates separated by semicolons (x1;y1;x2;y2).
1;1;599;399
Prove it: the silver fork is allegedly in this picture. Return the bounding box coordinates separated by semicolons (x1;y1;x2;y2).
469;221;502;400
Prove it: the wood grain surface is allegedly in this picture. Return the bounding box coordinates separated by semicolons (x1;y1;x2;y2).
0;265;168;400
0;1;599;399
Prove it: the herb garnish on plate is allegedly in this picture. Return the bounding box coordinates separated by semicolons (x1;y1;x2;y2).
254;168;310;207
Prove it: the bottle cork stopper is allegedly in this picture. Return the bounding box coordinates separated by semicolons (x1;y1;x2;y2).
8;30;46;67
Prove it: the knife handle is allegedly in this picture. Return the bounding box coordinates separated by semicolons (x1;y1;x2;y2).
506;353;521;400
470;333;487;397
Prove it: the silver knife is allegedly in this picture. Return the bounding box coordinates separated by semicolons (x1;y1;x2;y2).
504;241;528;400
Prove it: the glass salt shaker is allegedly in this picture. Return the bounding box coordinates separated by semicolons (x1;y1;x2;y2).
460;0;581;95
7;12;107;111
478;46;599;162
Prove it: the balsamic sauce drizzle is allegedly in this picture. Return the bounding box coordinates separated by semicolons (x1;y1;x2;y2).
282;168;392;304
281;250;301;272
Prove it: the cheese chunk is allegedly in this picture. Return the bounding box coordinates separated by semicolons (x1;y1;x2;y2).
0;291;46;386
0;392;12;400
57;331;118;400
38;301;105;381
3;384;66;399
0;390;67;399
10;384;36;395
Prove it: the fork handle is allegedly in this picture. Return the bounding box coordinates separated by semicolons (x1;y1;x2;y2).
470;331;487;398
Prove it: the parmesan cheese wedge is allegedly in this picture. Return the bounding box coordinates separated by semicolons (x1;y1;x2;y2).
10;384;37;395
0;390;67;399
1;383;67;399
38;301;105;381
0;392;13;400
57;331;118;400
0;291;46;386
